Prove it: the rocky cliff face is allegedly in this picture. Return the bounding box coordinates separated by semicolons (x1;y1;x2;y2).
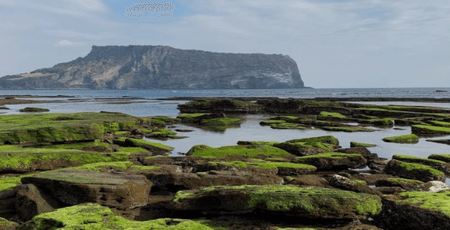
0;45;304;89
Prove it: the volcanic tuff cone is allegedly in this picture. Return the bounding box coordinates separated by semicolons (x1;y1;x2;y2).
0;45;304;89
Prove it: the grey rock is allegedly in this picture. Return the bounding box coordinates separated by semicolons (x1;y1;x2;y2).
0;45;304;89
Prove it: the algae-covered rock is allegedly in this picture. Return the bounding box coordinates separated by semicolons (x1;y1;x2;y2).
382;134;419;144
321;126;375;132
17;203;221;230
375;191;450;230
350;142;377;148
208;161;316;176
186;144;292;158
19;107;50;113
328;174;380;195
295;152;367;170
114;137;174;154
384;160;445;182
392;155;450;174
273;135;339;156
172;185;382;219
0;217;18;230
375;178;424;190
21;169;152;209
0;112;138;144
412;125;450;137
0;145;142;173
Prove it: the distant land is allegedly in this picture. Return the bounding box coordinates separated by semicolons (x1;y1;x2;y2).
0;45;304;90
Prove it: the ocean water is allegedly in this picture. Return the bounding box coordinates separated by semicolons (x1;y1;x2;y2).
2;88;450;164
1;87;450;99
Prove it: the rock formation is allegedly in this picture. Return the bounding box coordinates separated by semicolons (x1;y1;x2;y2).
0;45;304;89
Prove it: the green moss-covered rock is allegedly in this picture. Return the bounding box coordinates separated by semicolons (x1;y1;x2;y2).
383;134;419;144
237;141;279;146
429;154;450;163
273;135;339;156
429;120;450;128
322;126;375;132
358;118;394;127
392;155;449;173
18;203;222;230
270;123;307;130
396;191;450;217
209;161;316;175
177;113;210;120
350;142;377;148
19;107;50;113
69;161;160;172
173;185;382;219
412;125;450;137
0;217;18;230
375;177;424;190
0;112;139;144
187;144;292;158
260;119;287;125
114;137;174;154
384;160;445;182
295;152;367;170
0;175;22;192
0;145;138;172
317;111;347;120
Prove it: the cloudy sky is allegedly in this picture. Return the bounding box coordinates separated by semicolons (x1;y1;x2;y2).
1;0;449;88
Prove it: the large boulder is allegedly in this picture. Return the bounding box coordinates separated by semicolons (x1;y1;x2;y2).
375;191;450;230
14;184;61;221
273;135;340;156
384;160;446;182
172;185;382;219
21;169;152;209
295;152;367;170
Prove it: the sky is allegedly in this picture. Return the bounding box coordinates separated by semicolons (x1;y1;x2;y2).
0;0;449;88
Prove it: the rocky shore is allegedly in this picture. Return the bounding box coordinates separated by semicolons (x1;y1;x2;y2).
2;97;450;229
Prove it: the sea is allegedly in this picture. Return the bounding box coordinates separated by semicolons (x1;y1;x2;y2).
2;87;450;182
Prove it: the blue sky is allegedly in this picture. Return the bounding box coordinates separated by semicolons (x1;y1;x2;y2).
0;0;449;88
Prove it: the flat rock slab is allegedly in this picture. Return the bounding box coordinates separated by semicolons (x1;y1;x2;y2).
384;160;446;182
22;170;152;209
172;185;381;220
295;152;367;170
375;192;450;230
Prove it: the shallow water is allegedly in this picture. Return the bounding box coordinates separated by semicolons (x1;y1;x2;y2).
145;115;450;160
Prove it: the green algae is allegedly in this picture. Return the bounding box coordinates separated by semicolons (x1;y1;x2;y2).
186;144;292;158
18;203;223;230
393;155;446;165
276;135;339;151
350;142;377;148
237;141;279;146
387;178;424;185
394;160;444;177
383;134;419;144
0;112;139;144
318;111;346;120
0;217;18;229
429;154;450;163
0;176;22;192
114;137;174;151
174;185;381;217
201;118;241;125
19;107;49;113
429;120;450;128
397;191;450;217
0;145;136;171
322;126;374;132
270;123;307;130
260;119;287;125
70;161;160;172
209;161;316;170
295;152;361;161
412;125;450;135
177;113;209;120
